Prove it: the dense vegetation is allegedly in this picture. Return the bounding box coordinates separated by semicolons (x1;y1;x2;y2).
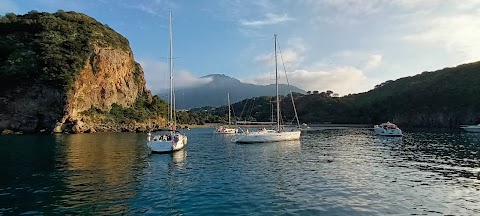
187;61;480;128
80;94;168;124
0;10;130;91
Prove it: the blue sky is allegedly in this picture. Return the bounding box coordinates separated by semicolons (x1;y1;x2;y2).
2;0;480;95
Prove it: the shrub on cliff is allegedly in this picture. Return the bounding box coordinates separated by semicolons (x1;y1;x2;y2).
81;95;168;123
0;10;130;92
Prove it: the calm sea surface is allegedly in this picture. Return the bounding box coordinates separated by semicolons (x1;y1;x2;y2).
1;128;479;215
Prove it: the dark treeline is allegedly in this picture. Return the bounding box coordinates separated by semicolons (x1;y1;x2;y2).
185;61;480;128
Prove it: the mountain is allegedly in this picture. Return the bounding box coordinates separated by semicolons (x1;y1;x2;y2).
0;11;167;133
163;74;306;109
190;61;480;128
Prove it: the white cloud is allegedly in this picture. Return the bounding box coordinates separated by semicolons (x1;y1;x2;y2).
364;54;383;70
138;59;212;94
241;66;374;96
240;13;294;27
174;69;213;89
254;36;307;66
403;15;480;62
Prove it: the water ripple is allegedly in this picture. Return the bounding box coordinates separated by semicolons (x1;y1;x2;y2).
0;129;479;215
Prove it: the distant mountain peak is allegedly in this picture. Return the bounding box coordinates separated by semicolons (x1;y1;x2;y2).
162;74;306;109
202;74;241;84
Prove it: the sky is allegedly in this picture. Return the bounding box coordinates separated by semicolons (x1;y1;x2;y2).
2;0;480;95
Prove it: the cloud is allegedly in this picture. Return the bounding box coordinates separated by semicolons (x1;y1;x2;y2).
138;59;212;94
403;15;480;62
364;54;383;70
254;36;307;66
240;13;294;27
240;66;374;96
174;69;213;89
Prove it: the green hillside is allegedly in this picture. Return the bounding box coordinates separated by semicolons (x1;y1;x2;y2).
196;61;480;128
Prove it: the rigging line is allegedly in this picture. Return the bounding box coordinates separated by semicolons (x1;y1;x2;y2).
246;97;257;119
239;98;249;120
277;39;300;127
230;96;237;123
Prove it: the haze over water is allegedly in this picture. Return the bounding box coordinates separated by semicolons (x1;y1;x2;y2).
1;128;479;215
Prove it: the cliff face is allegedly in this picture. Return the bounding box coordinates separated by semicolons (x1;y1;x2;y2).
0;11;166;133
53;46;159;133
71;47;146;114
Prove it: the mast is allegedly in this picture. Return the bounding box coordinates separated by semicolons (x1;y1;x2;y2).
169;11;174;128
228;93;231;125
275;34;280;131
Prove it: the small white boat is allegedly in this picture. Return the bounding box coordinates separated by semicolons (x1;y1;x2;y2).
213;93;238;134
461;124;480;133
231;34;301;144
374;122;402;136
147;130;187;153
214;126;238;134
231;128;301;143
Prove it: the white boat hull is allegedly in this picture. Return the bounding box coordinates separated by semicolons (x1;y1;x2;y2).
147;135;187;153
461;125;480;133
213;128;238;134
231;130;301;143
374;127;403;136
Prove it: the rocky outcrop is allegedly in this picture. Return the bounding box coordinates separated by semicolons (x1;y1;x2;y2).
0;45;163;133
0;11;166;134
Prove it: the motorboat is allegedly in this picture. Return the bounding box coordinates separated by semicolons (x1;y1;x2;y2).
214;125;238;134
461;124;480;133
374;122;402;136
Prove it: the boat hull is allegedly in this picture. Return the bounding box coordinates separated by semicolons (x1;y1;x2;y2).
374;127;403;136
147;135;187;153
213;128;238;134
231;130;301;143
461;126;480;133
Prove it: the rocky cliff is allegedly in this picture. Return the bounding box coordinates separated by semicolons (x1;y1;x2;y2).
0;11;166;133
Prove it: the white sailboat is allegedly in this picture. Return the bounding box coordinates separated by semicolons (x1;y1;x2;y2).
231;34;301;144
146;11;187;153
214;93;238;134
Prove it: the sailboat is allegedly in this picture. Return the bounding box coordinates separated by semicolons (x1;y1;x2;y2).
231;34;301;144
146;11;187;153
213;93;238;134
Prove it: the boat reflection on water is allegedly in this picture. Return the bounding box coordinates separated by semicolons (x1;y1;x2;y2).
170;149;187;170
52;133;147;215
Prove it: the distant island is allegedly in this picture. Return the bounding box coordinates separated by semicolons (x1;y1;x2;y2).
0;11;167;134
